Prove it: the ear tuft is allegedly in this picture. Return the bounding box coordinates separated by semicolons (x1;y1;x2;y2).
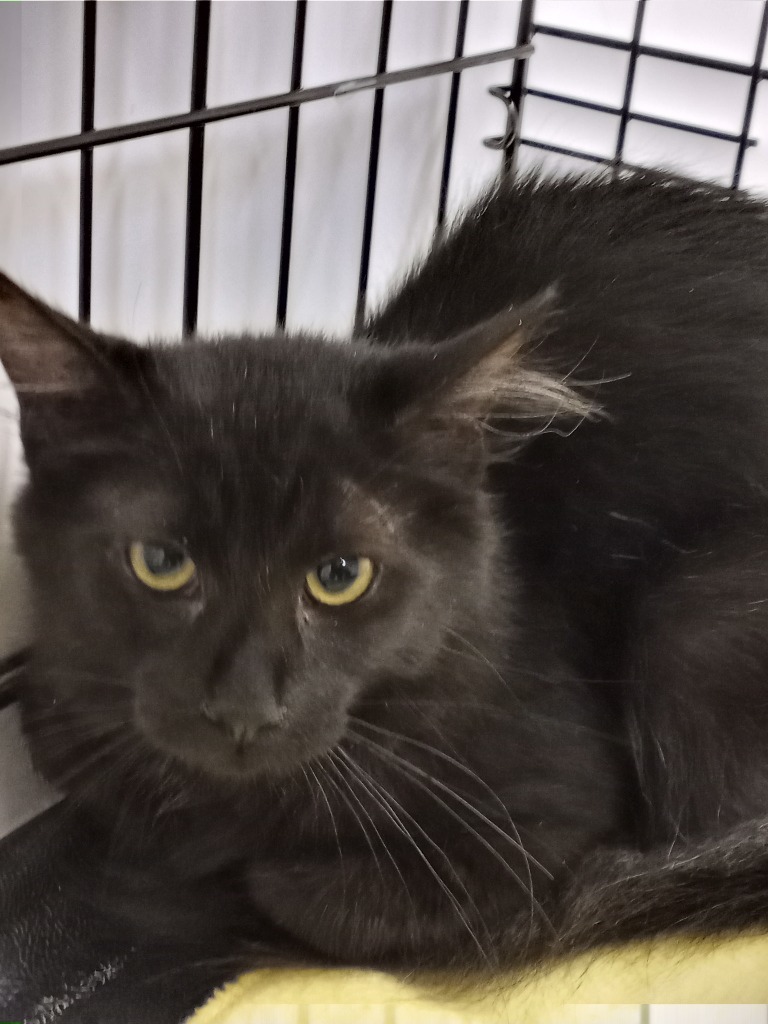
366;285;598;432
448;286;562;418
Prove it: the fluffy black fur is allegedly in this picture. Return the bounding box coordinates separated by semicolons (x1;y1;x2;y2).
1;169;768;975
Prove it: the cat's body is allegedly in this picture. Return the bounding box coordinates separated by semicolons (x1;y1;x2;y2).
372;172;768;844
1;170;768;973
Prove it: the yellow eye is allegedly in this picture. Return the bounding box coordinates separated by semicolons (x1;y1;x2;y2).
305;556;374;606
128;541;197;592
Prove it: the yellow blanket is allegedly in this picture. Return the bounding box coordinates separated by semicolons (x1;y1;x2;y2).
190;934;768;1023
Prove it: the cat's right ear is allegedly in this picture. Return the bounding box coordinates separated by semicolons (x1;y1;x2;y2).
361;287;593;429
0;271;144;456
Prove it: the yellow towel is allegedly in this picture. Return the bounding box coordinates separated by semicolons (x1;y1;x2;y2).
190;933;768;1023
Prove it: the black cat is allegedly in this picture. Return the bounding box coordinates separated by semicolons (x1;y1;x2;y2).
1;169;767;973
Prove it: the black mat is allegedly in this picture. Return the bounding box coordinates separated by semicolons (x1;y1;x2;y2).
0;799;240;1024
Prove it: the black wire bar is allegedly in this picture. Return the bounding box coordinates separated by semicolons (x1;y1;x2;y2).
182;0;212;337
524;87;759;149
436;0;469;230
78;0;97;322
355;0;393;331
276;0;307;330
733;0;768;188
613;0;646;168
0;42;535;168
506;0;536;174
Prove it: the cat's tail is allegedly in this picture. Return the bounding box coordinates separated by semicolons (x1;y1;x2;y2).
557;818;768;953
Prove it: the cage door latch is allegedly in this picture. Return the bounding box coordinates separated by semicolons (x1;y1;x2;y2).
483;85;519;152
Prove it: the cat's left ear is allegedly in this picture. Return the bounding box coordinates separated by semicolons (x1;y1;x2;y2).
0;271;146;458
364;287;594;429
0;271;135;398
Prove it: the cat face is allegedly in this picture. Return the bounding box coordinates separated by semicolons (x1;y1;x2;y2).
0;273;579;788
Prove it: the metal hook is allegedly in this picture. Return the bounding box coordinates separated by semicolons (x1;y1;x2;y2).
483;85;519;151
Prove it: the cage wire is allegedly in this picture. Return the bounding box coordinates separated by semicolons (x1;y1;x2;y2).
1;0;768;696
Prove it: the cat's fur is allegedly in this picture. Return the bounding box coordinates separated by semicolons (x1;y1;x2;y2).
2;169;768;973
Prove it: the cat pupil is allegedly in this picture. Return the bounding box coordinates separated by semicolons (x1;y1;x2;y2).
144;544;183;576
318;556;359;592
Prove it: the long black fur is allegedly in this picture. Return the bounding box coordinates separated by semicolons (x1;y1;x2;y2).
1;169;768;979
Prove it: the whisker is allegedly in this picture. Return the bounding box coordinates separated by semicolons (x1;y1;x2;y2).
350;734;544;950
349;716;552;879
329;749;422;908
337;748;496;951
299;764;321;822
334;747;491;965
53;730;136;792
358;707;540;941
322;752;385;882
155;756;192;817
443;627;516;696
348;729;555;939
305;761;348;900
355;696;627;748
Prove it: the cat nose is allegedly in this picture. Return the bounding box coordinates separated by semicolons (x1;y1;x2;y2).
199;698;286;745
